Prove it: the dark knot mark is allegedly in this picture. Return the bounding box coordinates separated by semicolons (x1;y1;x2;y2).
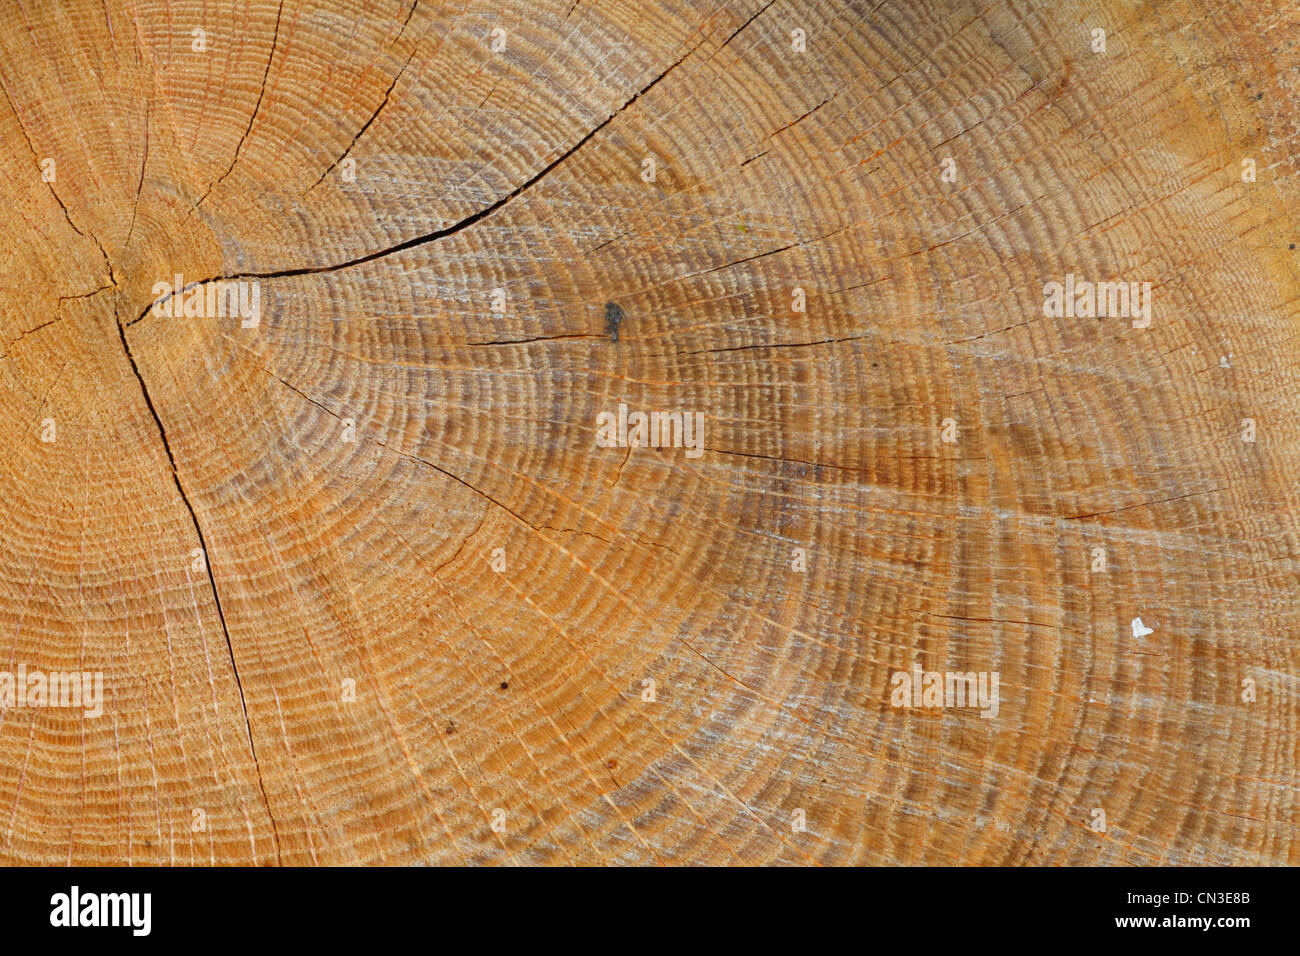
604;302;624;341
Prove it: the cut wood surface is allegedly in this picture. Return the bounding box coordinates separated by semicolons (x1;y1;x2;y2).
0;0;1294;865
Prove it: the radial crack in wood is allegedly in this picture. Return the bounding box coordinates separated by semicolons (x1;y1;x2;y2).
0;0;1294;866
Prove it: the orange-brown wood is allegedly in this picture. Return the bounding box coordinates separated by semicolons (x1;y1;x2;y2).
0;0;1294;864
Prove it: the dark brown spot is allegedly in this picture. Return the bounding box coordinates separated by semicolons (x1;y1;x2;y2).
500;681;509;690
604;302;624;341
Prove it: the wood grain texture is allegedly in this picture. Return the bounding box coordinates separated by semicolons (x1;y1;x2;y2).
0;0;1294;865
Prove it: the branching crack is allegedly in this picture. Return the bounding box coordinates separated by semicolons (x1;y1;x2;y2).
190;0;287;213
308;0;422;192
132;31;706;326
4;52;281;858
0;76;115;285
704;0;778;63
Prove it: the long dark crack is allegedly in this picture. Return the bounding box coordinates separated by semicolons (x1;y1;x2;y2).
0;76;115;286
0;0;721;863
131;31;707;327
703;0;777;63
114;318;283;864
467;333;599;346
190;0;287;213
308;0;422;191
123;109;149;252
308;46;417;191
99;27;710;854
0;70;288;852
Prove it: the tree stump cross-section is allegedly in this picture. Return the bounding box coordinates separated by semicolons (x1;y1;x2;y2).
0;0;1294;865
